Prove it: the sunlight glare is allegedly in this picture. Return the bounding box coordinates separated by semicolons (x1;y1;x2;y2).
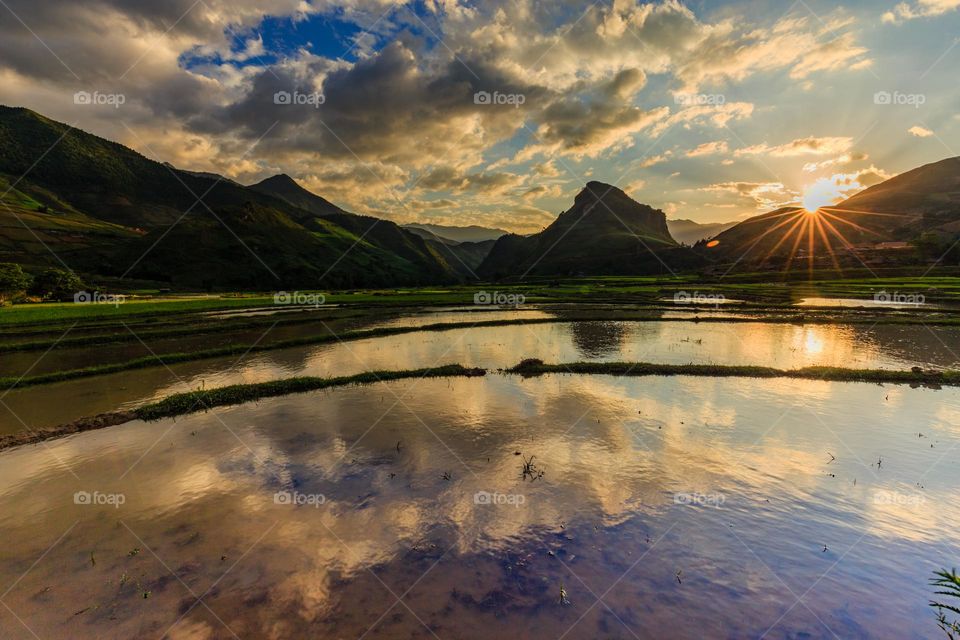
802;178;844;213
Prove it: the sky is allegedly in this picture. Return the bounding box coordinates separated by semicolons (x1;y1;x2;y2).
0;0;958;233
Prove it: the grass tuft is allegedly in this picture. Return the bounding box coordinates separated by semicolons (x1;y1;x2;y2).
506;360;960;386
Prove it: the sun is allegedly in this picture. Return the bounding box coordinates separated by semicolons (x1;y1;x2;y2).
801;178;843;213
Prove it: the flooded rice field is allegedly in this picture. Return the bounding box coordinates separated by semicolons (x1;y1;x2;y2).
2;315;959;433
0;374;957;638
0;308;555;378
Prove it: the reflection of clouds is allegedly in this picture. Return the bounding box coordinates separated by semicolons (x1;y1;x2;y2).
2;375;960;638
863;486;958;543
933;405;960;437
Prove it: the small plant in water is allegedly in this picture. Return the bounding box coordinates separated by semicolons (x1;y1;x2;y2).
931;568;960;638
521;455;544;481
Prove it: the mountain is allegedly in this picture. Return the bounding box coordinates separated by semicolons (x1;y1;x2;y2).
479;181;699;277
834;157;960;235
164;163;242;187
704;157;960;267
0;106;456;288
401;225;497;276
248;174;346;218
403;223;508;243
667;218;737;245
250;172;466;280
0;106;293;229
429;239;497;278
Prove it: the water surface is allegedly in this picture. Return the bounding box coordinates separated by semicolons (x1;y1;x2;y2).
3;318;959;433
0;375;956;638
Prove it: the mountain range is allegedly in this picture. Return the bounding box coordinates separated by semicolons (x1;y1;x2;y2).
0;105;956;288
402;223;507;244
667;219;738;245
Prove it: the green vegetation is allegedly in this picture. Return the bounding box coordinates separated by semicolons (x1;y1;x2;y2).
28;267;85;301
0;293;279;325
3;273;960;326
507;359;960;386
0;263;31;303
931;569;960;638
134;364;485;420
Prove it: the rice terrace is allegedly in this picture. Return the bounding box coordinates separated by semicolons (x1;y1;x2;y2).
0;1;959;638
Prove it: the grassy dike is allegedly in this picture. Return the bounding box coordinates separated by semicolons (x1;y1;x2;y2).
506;359;960;385
0;365;486;451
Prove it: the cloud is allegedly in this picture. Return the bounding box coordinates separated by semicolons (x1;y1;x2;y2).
735;136;854;158
686;140;729;157
802;152;869;172
883;0;960;23
624;179;647;197
521;184;562;201
908;125;934;137
527;70;667;159
801;166;895;205
701;181;800;210
651;101;754;136
0;0;880;230
673;12;871;90
638;151;674;168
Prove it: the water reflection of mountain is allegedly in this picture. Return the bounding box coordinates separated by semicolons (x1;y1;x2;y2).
567;321;629;358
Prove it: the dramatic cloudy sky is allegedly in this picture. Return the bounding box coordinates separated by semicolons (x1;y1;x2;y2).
1;0;958;232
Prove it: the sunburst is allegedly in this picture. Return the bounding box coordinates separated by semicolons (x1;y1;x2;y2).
724;203;904;278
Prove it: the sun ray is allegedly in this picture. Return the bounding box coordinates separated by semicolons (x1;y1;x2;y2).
818;210;885;237
782;213;811;275
820;206;913;219
813;214;843;274
759;212;808;264
733;208;805;255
